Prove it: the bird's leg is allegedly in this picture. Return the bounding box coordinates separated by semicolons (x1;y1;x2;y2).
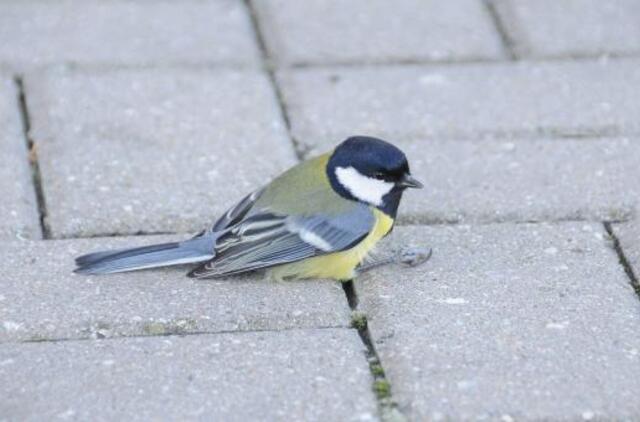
357;256;396;273
357;246;432;274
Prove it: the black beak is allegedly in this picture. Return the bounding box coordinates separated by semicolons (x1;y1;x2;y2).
398;173;423;189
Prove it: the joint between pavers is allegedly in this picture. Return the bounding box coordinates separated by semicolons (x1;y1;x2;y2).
483;0;519;60
55;229;179;240
276;51;640;71
299;124;631;151
525;50;640;63
285;55;504;69
11;323;352;346
243;0;307;161
46;216;634;241
342;281;408;422
603;222;640;300
3;61;259;75
398;214;633;228
14;76;51;239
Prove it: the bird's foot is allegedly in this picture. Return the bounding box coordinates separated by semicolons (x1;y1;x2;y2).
398;246;432;267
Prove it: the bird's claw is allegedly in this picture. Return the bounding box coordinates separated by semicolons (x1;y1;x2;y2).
397;246;433;267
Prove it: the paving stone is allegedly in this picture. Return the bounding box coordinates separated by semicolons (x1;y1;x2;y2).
253;0;505;65
26;68;297;238
612;221;640;278
0;76;40;240
356;224;640;420
0;236;350;342
0;328;377;421
493;0;640;59
0;0;259;69
392;137;638;224
279;59;640;151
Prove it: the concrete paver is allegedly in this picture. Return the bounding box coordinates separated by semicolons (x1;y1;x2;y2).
2;1;640;420
0;236;351;342
253;0;505;65
0;0;259;69
0;328;377;422
0;76;40;240
356;224;640;420
279;59;640;150
393;137;638;224
493;0;640;59
26;68;296;238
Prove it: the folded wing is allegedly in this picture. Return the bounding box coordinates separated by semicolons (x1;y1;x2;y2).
188;203;374;278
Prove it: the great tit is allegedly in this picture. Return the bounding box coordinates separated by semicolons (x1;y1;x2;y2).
74;136;423;281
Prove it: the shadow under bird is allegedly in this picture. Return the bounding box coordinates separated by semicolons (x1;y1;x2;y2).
75;136;423;281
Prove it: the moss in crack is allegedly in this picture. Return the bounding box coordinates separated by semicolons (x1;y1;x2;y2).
371;363;385;377
342;278;406;420
351;311;367;331
14;76;50;239
349;309;406;420
374;379;392;399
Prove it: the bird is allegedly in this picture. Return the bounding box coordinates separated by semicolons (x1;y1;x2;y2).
74;136;423;281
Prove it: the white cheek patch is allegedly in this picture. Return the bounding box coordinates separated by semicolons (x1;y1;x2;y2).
335;166;394;206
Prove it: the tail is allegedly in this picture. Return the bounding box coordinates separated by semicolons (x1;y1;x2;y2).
74;234;216;275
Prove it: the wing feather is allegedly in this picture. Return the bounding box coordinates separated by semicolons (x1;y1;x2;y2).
189;204;374;278
210;188;265;232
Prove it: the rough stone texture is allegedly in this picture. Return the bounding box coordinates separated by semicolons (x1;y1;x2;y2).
1;3;639;420
612;221;640;278
356;224;640;420
0;236;350;342
0;329;377;422
392;137;638;224
278;59;640;151
0;0;259;69
26;68;297;238
0;76;40;240
253;0;505;65
493;0;640;59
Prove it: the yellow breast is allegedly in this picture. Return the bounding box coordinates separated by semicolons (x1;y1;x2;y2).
269;209;394;281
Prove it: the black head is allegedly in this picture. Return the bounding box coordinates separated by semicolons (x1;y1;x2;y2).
327;136;422;216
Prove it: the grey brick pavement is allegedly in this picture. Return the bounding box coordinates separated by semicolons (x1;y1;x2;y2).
26;68;296;238
279;59;640;150
389;137;638;224
0;236;350;342
0;0;259;70
357;224;640;420
0;329;377;422
254;0;505;65
3;1;640;420
493;0;640;59
0;76;40;240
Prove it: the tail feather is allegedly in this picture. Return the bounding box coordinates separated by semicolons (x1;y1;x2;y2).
75;242;179;267
74;235;215;275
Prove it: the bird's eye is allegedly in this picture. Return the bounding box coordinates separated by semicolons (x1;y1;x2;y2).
373;172;386;180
